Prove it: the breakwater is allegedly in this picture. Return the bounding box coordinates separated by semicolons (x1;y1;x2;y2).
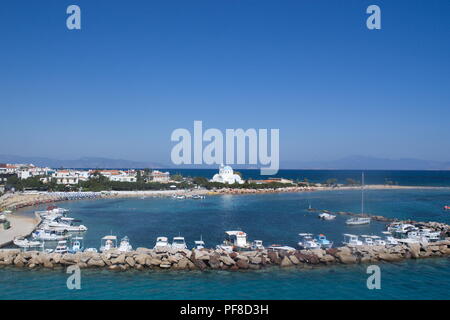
2;239;450;271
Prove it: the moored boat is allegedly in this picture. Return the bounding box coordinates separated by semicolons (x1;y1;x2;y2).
315;234;333;248
99;235;117;252
118;236;133;252
172;236;187;250
318;213;336;220
346;217;371;225
298;233;320;250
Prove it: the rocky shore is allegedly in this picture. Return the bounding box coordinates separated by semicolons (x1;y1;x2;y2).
2;239;450;271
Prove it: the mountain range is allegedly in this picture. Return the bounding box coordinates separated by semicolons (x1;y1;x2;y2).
0;154;449;170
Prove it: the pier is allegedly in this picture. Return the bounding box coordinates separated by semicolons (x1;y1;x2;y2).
0;213;41;248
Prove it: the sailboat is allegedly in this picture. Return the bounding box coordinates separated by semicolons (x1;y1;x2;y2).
346;172;371;225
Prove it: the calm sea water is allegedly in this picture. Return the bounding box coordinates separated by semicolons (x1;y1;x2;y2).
1;183;450;299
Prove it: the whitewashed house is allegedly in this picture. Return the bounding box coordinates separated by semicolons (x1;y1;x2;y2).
211;165;244;184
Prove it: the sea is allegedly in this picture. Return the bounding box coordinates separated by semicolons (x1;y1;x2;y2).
1;170;450;300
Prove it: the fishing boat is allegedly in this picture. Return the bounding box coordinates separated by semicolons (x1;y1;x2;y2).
251;240;264;250
172;236;187;250
84;248;98;253
216;231;251;252
154;236;171;250
342;233;364;246
99;235;117;252
318;213;336;220
69;236;84;253
382;231;399;245
118;236;133;252
346;217;371;225
13;237;43;249
315;234;333;248
298;233;320;250
192;194;205;200
54;240;69;254
371;236;386;246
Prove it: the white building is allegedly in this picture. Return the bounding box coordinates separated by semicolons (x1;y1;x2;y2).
211;165;244;184
150;170;170;183
51;170;80;185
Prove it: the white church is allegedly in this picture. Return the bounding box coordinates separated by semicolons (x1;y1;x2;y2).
211;165;244;184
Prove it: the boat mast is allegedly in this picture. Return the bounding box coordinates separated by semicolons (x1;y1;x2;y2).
361;172;364;214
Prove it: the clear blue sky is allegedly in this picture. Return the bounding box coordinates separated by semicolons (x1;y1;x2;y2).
1;0;449;165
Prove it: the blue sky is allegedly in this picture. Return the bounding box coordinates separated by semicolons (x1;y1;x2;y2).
0;0;449;165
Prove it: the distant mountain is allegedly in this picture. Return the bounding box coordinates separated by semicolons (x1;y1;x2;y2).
281;156;450;170
1;154;449;170
0;155;164;169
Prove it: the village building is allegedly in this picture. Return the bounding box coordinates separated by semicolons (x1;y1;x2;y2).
211;165;244;184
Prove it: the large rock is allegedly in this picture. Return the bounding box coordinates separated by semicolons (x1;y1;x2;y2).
288;255;300;265
111;254;126;265
219;255;236;266
378;253;402;262
280;256;293;267
208;255;221;269
134;254;148;265
267;251;281;264
236;259;249;269
407;243;420;259
125;256;135;267
87;258;105;267
335;252;357;264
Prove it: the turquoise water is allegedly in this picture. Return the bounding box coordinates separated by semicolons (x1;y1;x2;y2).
2;188;450;299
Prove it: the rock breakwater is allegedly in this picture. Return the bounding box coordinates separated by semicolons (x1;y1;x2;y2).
2;240;450;271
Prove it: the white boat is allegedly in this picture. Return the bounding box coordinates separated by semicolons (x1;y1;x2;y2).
54;240;68;254
32;229;69;241
267;245;296;252
99;235;117;252
171;236;187;250
343;233;364;246
346;173;371;226
154;236;171;250
43;221;88;232
216;230;251;251
13;237;43;249
251;240;264;250
192;194;205;200
84;248;98;253
346;217;371;225
195;236;205;250
298;233;320;250
118;236;133;252
0;214;6;222
69;236;84;253
318;213;336;220
382;231;399;245
360;235;374;245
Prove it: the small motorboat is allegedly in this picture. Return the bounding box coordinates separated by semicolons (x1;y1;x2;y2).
192;194;205;200
69;236;84;253
118;236;133;252
267;245;296;252
298;233;320;250
54;240;69;254
13;237;43;249
346;217;371;225
444;205;450;211
315;234;333;249
251;240;264;250
318;213;336;220
195;236;205;250
154;236;171;250
99;235;117;252
171;236;187;250
84;248;98;253
360;235;374;246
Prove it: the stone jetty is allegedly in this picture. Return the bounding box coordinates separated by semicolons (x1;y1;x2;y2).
2;239;450;271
